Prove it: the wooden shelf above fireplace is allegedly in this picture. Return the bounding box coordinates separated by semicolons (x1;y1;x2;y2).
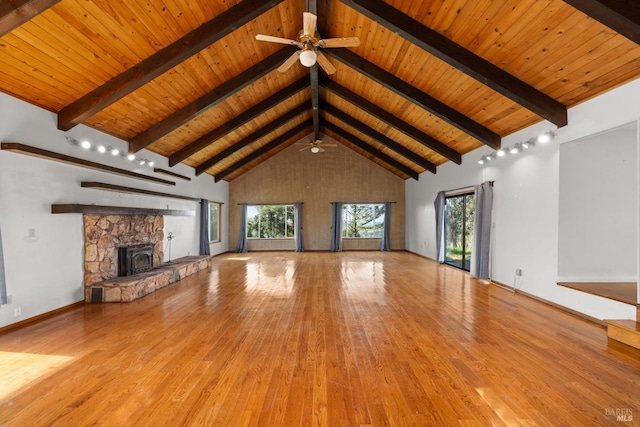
51;204;195;216
1;142;175;186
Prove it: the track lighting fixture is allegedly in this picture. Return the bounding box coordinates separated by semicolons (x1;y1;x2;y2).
66;136;155;169
478;131;556;165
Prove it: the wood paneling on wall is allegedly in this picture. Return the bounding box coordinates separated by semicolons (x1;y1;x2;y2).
229;135;405;251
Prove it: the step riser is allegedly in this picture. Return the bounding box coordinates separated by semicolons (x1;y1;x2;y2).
608;323;640;350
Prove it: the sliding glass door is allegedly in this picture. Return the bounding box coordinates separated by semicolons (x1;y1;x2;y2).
444;192;475;271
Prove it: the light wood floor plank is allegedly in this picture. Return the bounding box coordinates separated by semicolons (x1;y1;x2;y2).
1;251;639;426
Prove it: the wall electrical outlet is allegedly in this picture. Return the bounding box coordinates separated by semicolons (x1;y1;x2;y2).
14;307;21;317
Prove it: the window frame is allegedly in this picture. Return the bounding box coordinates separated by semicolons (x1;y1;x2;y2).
208;201;221;243
341;203;385;239
246;204;296;240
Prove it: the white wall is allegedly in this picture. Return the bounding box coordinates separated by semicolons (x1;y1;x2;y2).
406;78;640;321
0;92;229;328
558;123;637;282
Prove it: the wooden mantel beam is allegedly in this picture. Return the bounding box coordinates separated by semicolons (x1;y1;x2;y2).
340;0;568;127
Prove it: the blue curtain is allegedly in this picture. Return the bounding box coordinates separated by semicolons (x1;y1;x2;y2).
470;182;493;279
330;202;343;252
0;225;7;305
294;202;304;252
199;199;211;256
434;191;445;262
236;204;248;253
380;202;391;251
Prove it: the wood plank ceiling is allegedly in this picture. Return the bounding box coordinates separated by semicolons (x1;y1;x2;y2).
1;0;639;181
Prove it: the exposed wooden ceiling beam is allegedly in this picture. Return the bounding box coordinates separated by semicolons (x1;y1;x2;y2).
128;46;298;153
326;48;501;150
309;0;320;141
322;121;419;180
322;78;462;164
341;0;568;127
168;77;309;166
322;103;436;174
308;0;317;15
195;103;309;175
57;0;283;131
562;0;640;44
0;0;60;37
310;64;321;141
214;119;313;182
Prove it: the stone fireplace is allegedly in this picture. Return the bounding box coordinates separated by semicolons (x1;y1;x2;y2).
83;214;163;287
49;204;208;303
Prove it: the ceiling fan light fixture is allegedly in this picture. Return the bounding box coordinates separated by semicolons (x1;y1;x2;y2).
310;146;320;153
299;50;317;67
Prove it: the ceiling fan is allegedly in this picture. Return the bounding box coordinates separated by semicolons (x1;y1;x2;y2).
255;12;360;75
297;139;337;153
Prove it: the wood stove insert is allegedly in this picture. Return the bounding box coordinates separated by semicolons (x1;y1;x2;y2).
118;244;154;276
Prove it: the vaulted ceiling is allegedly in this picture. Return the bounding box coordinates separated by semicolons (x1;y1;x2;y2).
1;0;639;181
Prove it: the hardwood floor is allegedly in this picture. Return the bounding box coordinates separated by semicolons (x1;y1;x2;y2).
1;252;639;426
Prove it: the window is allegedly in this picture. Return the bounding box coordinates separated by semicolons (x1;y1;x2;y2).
444;192;474;271
209;202;221;243
246;205;295;239
342;204;385;238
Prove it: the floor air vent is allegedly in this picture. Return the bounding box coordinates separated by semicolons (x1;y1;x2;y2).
90;287;104;303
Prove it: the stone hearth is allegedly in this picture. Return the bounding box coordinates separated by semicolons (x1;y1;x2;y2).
88;256;212;303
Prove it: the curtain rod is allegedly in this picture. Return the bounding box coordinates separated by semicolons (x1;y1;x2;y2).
237;202;303;205
330;201;397;204
445;181;494;194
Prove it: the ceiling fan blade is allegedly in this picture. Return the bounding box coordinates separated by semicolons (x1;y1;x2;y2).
318;37;361;48
303;12;317;37
256;34;299;46
316;51;337;75
317;147;325;153
299;145;312;151
277;50;301;73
